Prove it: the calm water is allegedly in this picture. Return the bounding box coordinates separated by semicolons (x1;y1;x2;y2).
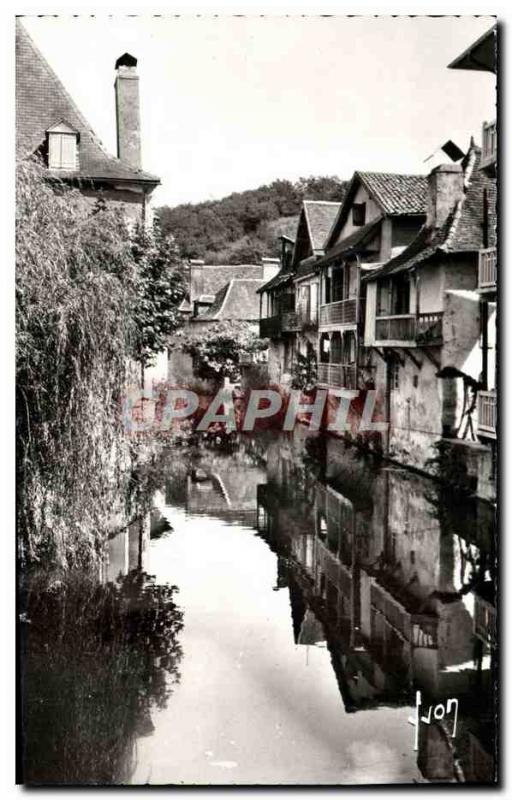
20;430;497;785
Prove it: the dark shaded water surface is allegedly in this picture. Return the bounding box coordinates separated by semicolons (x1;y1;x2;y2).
20;430;497;785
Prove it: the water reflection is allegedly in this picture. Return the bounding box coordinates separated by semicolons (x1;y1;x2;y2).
20;533;184;784
20;431;496;785
256;433;496;783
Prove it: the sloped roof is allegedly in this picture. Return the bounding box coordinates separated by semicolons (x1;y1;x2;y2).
256;267;293;294
325;171;427;249
448;23;497;73
191;264;264;298
364;144;496;282
314;216;383;270
196;278;263;321
303;200;342;253
358;173;428;216
15;20;159;185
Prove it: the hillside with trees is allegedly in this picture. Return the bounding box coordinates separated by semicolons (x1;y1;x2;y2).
157;176;348;264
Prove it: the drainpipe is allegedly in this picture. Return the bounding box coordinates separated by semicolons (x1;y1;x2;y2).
355;255;361;389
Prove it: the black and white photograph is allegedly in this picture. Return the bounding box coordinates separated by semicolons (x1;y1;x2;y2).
13;11;498;787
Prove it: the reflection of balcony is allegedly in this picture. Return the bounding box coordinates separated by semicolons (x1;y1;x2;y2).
478;248;497;292
481;120;497;172
375;312;443;346
477;390;497;439
474;592;496;647
319;298;357;328
370;580;438;649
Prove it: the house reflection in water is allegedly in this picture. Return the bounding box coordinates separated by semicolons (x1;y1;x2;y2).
256;433;496;783
165;445;266;528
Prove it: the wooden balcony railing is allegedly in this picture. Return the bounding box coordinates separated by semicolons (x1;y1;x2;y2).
416;312;444;344
317;362;377;390
474;593;497;647
477;390;497;439
280;311;300;332
375;314;416;342
375;312;443;345
479;248;497;291
259;315;281;339
481;120;497;171
319;298;357;327
318;363;356;389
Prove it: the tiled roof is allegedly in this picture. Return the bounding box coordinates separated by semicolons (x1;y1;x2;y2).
16;20;159;185
325;171;427;249
358;172;428;216
315;216;383;269
364;145;496;282
256;266;293;294
192;264;264;298
303;201;342;252
197;278;263;321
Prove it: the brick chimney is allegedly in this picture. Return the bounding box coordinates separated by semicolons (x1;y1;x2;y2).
114;53;141;169
426;163;464;230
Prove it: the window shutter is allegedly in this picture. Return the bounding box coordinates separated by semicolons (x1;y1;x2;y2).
48;132;77;170
60;134;77;169
48;133;61;169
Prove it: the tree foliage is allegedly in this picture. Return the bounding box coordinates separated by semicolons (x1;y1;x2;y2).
131;221;187;367
157;175;347;264
16;160;185;566
176;321;267;382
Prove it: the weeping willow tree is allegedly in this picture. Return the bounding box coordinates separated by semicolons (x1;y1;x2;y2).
16;159;140;568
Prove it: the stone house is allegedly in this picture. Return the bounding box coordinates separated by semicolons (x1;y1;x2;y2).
16;19;159;222
363;142;496;499
168;258;279;385
258;201;342;386
448;24;497;497
315;172;427;393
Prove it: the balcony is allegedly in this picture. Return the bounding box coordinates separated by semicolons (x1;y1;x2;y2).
259;315;281;339
478;248;497;292
375;312;443;346
317;362;377;390
319;298;357;328
318;363;356;389
481;120;497;172
477;390;497;439
281;310;300;332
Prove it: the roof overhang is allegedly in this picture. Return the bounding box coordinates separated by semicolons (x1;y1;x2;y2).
448;24;496;73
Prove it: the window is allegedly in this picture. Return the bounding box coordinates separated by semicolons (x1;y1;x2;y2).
46;121;78;171
352;203;366;227
389;356;400;390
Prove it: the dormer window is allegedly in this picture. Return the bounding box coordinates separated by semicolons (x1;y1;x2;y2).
46;121;79;171
352;203;366;226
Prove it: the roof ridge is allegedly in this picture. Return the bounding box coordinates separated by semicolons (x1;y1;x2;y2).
303;200;341;205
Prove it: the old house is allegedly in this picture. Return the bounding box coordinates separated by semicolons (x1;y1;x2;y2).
363;142;496;500
258;201;342;386
315;172;427;393
16;20;159;222
448;24;497;492
168;258;279;385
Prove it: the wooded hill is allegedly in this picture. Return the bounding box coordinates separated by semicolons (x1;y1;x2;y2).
157;176;348;264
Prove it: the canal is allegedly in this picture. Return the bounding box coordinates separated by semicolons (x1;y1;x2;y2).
20;429;497;785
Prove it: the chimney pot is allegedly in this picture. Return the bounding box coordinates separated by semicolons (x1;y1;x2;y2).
115;53;141;169
426;163;464;230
